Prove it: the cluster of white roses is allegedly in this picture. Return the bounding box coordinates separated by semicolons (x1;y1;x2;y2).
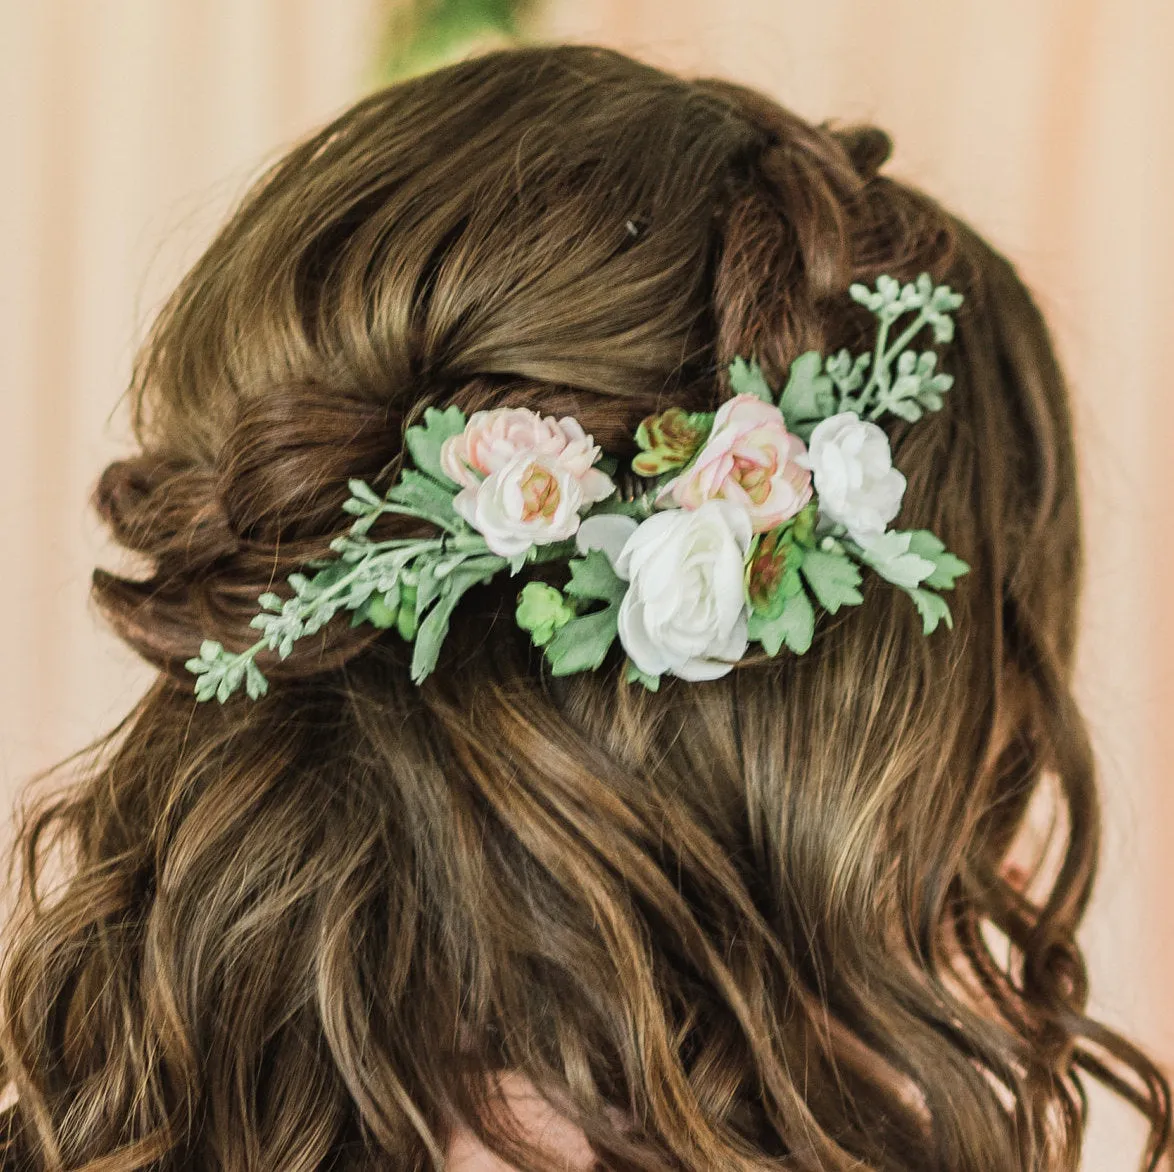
438;397;910;682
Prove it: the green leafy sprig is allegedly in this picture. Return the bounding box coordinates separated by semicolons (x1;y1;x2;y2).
190;273;970;701
771;272;964;440
723;273;969;658
187;407;545;702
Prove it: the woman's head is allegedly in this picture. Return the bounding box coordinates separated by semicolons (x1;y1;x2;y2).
3;45;1168;1172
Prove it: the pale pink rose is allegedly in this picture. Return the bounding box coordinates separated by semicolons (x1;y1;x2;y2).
441;407;613;501
659;395;812;532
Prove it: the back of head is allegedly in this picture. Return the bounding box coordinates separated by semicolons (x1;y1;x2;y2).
2;44;1168;1172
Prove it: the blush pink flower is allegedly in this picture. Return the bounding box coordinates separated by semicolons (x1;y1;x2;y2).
440;407;613;501
659;395;812;532
440;407;615;557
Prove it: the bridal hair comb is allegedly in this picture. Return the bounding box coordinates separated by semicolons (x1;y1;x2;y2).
187;273;968;701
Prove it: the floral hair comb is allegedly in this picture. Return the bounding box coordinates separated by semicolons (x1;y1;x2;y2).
187;274;968;701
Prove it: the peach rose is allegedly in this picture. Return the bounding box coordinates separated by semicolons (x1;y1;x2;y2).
441;408;615;557
659;395;812;532
440;406;613;501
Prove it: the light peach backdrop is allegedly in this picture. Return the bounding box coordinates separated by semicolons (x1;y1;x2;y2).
1;1;1170;1167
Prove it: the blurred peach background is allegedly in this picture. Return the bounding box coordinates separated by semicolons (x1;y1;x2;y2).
1;1;1171;1167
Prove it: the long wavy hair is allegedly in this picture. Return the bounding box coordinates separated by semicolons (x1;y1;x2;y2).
1;45;1169;1172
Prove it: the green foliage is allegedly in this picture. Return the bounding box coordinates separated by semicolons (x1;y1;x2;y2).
769;274;966;438
843;528;968;634
727;357;774;403
849;530;935;589
846;273;964;423
799;545;864;613
903;586;954;635
778;352;836;441
191;465;509;699
625;661;661;691
748;588;815;657
542;550;628;676
516;582;574;647
410;555;504;683
905;530;970;590
404;405;467;485
185;641;263;704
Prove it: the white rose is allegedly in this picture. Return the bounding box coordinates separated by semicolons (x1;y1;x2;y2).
612;500;753;681
803;411;906;541
454;452;586;558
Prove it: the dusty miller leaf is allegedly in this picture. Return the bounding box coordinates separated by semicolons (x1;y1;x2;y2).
404;405;467;485
748;587;815;656
799;547;864;613
727;357;774;403
778;352;837;440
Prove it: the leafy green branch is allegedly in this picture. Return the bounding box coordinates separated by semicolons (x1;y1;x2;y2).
187;406;512;701
770;273;964;438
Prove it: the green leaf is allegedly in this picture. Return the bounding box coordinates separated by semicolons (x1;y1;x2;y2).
564;550;628;606
905;530;970;590
778;352;837;441
903;586;953;635
748;587;815;656
851;531;935;589
244;659;269;701
626;661;661;691
413;560;445;618
404;405;466;485
385;468;460;527
347;478;383;507
727;357;774;403
545;606;620;676
409;558;504;683
800;546;864;613
199;639;224;662
537;550;629;676
516;582;575;647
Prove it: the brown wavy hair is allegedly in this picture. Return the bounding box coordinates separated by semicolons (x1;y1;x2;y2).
2;45;1169;1172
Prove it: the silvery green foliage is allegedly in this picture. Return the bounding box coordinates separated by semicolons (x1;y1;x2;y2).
739;273;969;654
775;272;963;440
188;274;972;702
186;406;514;702
845;272;963;422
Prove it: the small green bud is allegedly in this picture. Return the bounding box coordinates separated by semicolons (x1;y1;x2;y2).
516;582;575;647
366;591;399;629
396;583;419;641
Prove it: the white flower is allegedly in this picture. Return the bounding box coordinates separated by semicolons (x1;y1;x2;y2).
575;512;639;568
802;411;906;541
612;500;753;681
454;453;589;558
